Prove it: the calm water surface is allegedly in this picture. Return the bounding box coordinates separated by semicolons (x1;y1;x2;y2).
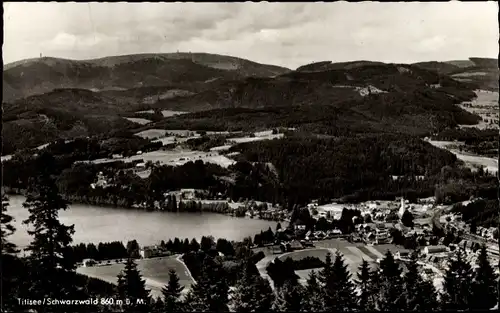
7;196;283;249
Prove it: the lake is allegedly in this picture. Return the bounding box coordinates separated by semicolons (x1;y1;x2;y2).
6;196;284;250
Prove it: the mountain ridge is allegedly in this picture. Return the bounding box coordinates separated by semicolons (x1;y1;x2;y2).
3;52;291;102
2;54;495;156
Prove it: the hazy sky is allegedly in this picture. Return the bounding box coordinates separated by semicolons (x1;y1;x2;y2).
3;2;498;69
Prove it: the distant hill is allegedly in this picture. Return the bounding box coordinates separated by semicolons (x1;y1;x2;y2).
2;53;291;102
2;56;485;155
146;61;480;139
413;57;498;91
150;62;475;112
2;88;139;154
296;60;385;72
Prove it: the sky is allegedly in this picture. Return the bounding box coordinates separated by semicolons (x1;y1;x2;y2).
3;2;499;69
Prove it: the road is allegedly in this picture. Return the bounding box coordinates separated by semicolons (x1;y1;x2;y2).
255;254;279;291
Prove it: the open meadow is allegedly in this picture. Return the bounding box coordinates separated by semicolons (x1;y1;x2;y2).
124;117;152;125
82;148;236;168
269;240;404;284
76;256;193;299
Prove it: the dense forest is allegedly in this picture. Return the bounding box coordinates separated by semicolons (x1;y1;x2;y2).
229;135;497;207
152;90;480;138
3;132;497;220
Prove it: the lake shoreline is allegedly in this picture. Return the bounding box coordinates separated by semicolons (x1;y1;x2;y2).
7;195;285;249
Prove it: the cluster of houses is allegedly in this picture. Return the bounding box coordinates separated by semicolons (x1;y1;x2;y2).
239;201;289;222
442;212;498;243
304;229;344;241
354;222;392;244
139;245;170;259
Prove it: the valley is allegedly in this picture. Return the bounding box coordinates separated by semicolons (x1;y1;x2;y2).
2;51;498;312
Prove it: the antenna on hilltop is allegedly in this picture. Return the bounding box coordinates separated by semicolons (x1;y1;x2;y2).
40;53;42;58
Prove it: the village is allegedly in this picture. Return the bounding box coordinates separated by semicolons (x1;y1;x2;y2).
79;193;499;296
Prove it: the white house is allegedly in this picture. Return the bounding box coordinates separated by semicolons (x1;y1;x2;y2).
82;259;97;267
140;247;154;258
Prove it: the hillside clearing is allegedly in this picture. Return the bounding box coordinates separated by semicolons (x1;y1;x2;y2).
78;148;236;168
125;117;152;125
161;110;188;117
76;256;193;300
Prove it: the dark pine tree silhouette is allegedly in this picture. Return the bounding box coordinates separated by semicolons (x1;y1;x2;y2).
231;260;274;312
301;270;324;312
1;195;19;254
184;255;229;312
403;251;438;311
162;269;184;312
319;251;358;311
22;162;76;303
332;252;357;311
401;210;415;227
470;245;498;310
356;259;377;311
1;194;25;312
271;280;304;312
377;250;406;311
116;258;151;312
440;248;475;311
189;238;201;252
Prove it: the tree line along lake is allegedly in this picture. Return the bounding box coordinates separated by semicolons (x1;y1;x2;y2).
7;195;284;250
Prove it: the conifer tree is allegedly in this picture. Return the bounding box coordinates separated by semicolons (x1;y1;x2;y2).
318;252;333;286
190;238;200;251
22;162;76;301
151;297;165;313
332;252;358;311
440;248;475;311
272;280;304;312
300;270;324;312
231;261;274;312
162;269;184;312
377;250;406;311
356;260;377;311
116;258;151;312
404;251;438;311
470;245;498;310
1;195;24;312
318;251;358;311
185;255;229;312
1;195;19;254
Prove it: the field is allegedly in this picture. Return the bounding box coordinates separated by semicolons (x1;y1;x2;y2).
124;117;152;125
76;256;194;299
282;244;383;283
152;136;177;145
228;133;283;144
135;129;171;139
427;140;498;174
458;90;499;130
161;110;188;117
278;248;331;262
84;148;236;168
451;72;489;78
270;240;407;284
